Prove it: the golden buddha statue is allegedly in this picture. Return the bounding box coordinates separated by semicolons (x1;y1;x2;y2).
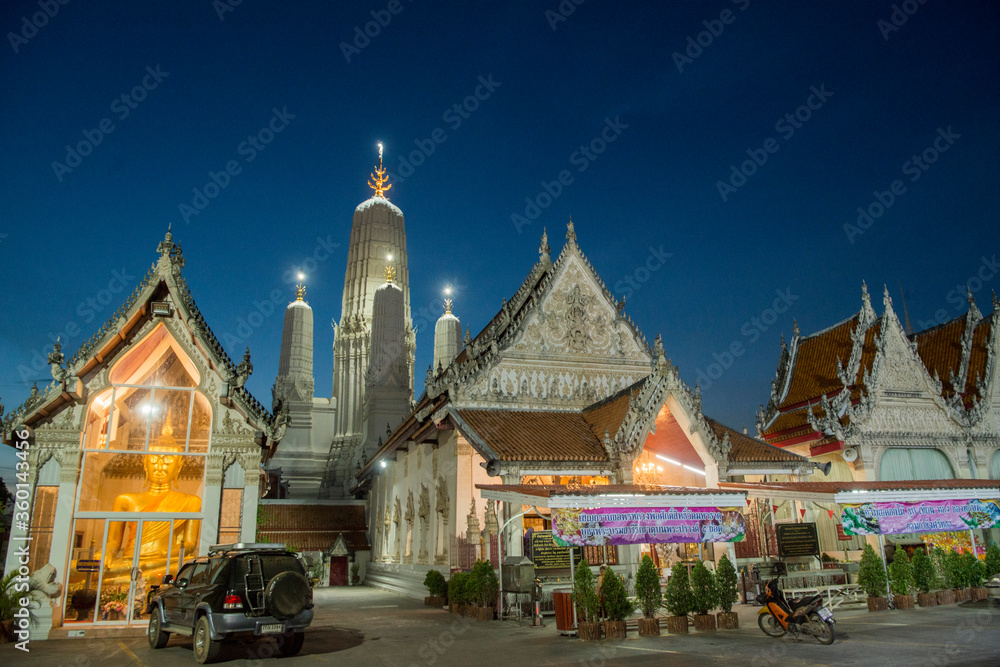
101;418;201;584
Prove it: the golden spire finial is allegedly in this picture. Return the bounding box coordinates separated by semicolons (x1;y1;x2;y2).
368;141;392;198
294;272;306;301
444;285;453;314
383;264;397;284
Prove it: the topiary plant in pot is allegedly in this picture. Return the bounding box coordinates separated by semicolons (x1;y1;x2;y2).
911;549;937;607
961;551;986;601
985;543;1000;578
663;562;693;634
601;570;635;639
448;572;467;614
715;554;739;629
858;543;889;612
572;559;602;640
470;560;499;621
690;561;718;631
944;549;966;601
634;555;662;636
423;570;448;607
888;548;914;609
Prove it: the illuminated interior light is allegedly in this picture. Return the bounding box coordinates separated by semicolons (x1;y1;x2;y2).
682;465;707;476
654;454;681;466
379;460;386;468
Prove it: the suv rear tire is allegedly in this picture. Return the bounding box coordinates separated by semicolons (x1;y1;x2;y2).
263;571;311;621
278;631;305;657
147;610;169;649
193;615;222;664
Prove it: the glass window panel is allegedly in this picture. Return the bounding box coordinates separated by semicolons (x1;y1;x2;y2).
65;519;105;624
77;451;205;513
106;386;153;451
28;486;58;572
83;389;114;450
110;324;199;387
148;389;192;451
188;391;211;453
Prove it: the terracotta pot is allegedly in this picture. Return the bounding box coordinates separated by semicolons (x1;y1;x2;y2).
0;619;13;644
935;590;955;605
693;614;716;632
424;596;446;607
867;596;889;612
638;617;660;637
916;593;937;607
971;587;988;601
716;611;739;629
894;595;914;610
665;615;689;634
603;620;626;639
577;621;604;641
952;588;966;603
476;606;494;622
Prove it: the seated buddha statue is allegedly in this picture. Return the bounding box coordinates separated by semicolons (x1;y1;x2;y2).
100;420;202;584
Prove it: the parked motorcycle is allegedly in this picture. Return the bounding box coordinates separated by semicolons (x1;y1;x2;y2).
755;565;835;645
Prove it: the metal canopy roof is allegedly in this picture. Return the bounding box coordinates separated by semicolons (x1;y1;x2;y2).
718;479;1000;505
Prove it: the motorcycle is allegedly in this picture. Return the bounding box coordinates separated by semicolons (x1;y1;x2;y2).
755;565;835;645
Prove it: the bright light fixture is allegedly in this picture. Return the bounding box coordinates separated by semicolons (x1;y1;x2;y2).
682;465;707;476
297;272;305;281
387;254;393;261
379;460;386;468
654;454;681;466
445;285;452;295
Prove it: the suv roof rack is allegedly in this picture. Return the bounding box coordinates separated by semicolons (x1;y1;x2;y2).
208;542;287;554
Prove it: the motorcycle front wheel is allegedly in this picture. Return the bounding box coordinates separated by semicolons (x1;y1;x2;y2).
758;612;786;637
807;612;835;645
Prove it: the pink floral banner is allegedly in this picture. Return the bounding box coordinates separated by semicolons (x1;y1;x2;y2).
552;506;745;546
841;498;1000;536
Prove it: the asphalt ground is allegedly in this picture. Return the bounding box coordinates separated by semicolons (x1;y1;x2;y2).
3;587;998;666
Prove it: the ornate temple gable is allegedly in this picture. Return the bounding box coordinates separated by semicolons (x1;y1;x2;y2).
1;227;281;445
436;223;651;410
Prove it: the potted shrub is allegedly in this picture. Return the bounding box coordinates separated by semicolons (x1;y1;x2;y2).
932;547;955;605
634;555;662;636
351;561;361;586
985;543;1000;578
423;570;448;607
962;551;987;602
858;543;889;612
911;549;937;607
601;569;634;639
690;561;718;631
944;549;966;602
888;548;914;609
470;560;498;621
663;562;693;634
571;558;602;640
715;554;739;629
448;572;467;615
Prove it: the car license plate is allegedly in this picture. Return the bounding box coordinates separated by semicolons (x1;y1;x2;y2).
260;623;283;635
817;607;833;621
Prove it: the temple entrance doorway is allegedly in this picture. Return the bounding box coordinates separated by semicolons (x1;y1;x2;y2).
329;557;348;586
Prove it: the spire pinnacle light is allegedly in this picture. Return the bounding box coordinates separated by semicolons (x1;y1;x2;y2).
368;141;392;198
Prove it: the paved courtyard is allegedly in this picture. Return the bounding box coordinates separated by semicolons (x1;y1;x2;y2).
2;587;998;666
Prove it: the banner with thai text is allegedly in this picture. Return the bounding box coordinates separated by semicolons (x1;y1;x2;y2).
552;506;745;546
840;498;1000;536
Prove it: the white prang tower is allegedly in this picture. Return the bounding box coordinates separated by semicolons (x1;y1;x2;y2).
328;144;415;494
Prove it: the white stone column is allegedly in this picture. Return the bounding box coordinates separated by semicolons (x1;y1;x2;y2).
241;465;260;543
47;451;79;619
201;457;224;550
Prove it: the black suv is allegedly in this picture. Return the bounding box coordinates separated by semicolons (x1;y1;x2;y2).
147;543;314;663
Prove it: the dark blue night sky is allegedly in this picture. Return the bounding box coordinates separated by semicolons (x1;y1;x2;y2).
1;1;998;481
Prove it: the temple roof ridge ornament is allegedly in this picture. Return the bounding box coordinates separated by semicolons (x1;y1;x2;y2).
565;216;576;245
383;264;397;284
859;280;877;327
966;287;983;321
368;141;392;199
539;227;551;267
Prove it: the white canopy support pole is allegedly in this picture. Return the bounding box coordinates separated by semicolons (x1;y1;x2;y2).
498;504;545;619
877;534;891;601
569;546;577;630
969;528;977;558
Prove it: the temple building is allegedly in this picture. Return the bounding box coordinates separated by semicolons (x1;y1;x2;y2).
0;231;284;636
756;283;1000;552
353;221;816;596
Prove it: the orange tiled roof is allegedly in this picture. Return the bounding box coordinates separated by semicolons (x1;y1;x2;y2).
781;316;858;407
704;417;806;464
912;315;991;407
256;503;370;551
455;409;611;462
